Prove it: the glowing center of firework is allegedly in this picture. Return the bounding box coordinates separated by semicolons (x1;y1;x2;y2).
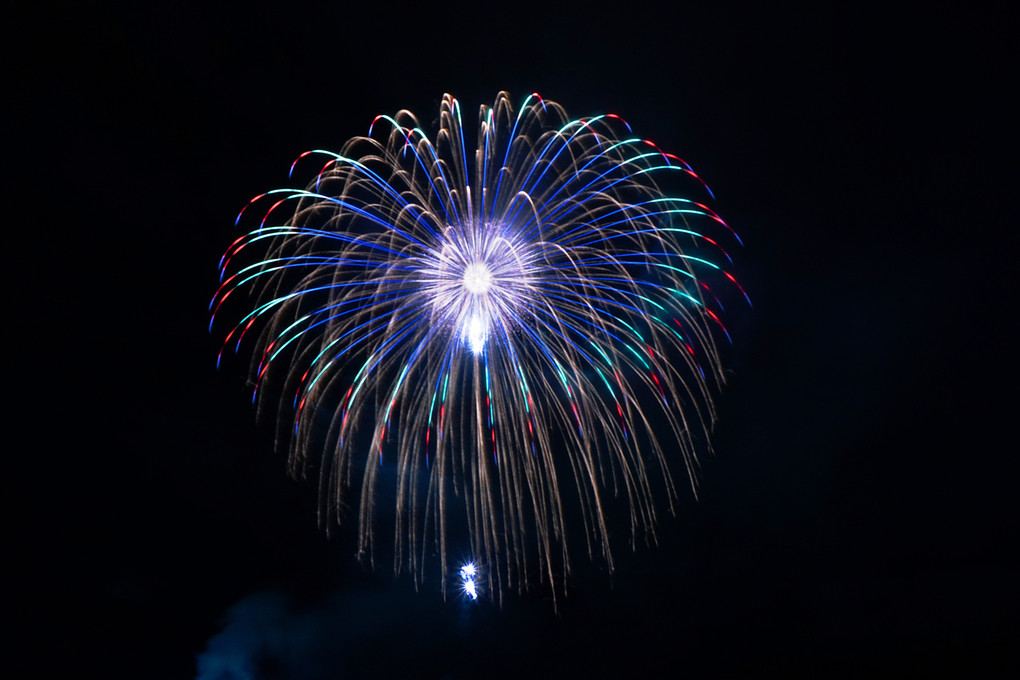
427;233;532;357
457;262;496;355
462;262;493;295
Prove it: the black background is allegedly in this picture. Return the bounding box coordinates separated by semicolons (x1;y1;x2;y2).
13;2;1015;678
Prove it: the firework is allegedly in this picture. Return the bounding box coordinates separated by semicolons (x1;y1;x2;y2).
211;92;746;603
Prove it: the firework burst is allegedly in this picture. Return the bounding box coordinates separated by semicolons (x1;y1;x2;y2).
211;92;747;603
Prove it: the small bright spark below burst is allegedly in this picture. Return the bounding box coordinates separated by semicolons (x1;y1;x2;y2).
211;92;749;605
459;563;479;600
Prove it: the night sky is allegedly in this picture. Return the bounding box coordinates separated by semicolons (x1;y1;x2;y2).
14;2;1014;678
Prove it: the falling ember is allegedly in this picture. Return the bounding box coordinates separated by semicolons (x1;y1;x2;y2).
459;562;479;601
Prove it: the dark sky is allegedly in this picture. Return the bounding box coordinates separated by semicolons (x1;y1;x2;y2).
14;2;1014;678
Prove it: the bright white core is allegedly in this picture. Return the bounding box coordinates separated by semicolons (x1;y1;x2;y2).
462;262;493;295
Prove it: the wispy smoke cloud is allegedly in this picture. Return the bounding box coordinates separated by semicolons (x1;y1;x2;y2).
195;583;531;679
